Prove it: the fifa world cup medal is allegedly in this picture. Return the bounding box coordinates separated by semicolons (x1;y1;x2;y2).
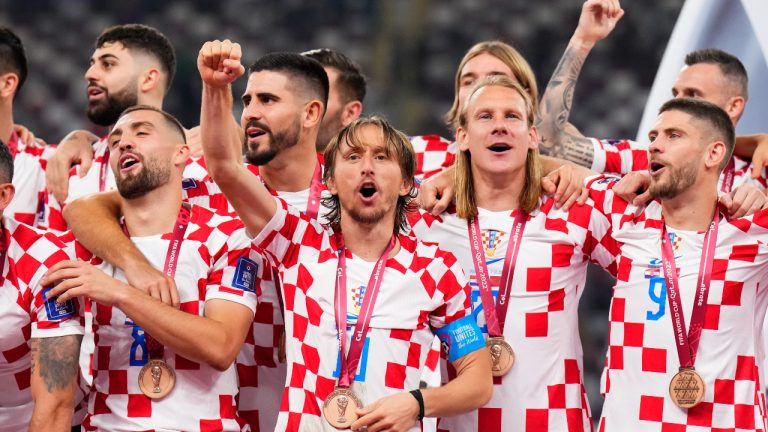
138;359;176;399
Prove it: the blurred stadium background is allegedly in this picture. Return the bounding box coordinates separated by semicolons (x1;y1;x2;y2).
2;0;687;421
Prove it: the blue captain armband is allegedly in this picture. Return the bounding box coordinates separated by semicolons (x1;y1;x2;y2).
435;315;485;362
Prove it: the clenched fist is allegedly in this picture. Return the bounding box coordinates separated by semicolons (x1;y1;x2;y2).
197;39;246;87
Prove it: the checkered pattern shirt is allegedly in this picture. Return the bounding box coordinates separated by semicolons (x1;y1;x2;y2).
252;198;476;431
408;197;616;432
5;132;48;227
0;217;83;432
590;138;767;191
588;176;768;431
409;135;457;180
73;204;258;432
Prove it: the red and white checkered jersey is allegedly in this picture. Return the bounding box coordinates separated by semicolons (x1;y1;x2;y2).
72;204;258;432
408;197;616;432
252;198;477;431
590;138;767;191
44;138;212;232
5;132;48;227
587;176;768;431
409;135;457;180
0;217;83;432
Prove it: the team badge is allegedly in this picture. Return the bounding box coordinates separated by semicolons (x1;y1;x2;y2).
481;229;506;258
233;256;258;292
42;287;76;320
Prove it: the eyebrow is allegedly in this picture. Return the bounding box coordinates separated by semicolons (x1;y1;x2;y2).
91;53;119;64
242;92;281;102
109;120;156;139
460;70;508;80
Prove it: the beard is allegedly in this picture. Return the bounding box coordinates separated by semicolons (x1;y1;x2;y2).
648;159;698;200
347;206;389;225
115;155;170;199
87;82;139;127
316;109;344;153
243;118;301;165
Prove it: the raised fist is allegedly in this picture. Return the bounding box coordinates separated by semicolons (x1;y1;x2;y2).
573;0;624;47
197;39;246;87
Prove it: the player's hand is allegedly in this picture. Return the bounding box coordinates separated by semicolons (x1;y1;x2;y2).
197;39;246;87
352;392;420;432
46;130;100;203
185;125;202;157
124;262;180;308
750;134;768;179
718;183;767;219
572;0;624;48
541;164;591;211
14;124;46;148
417;167;455;216
612;171;652;206
42;260;129;307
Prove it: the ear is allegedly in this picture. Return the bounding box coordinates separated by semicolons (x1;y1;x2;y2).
705;140;727;170
724;96;745;122
340;100;363;127
303;100;324;128
325;174;338;195
398;175;413;197
528;125;539;150
0;73;19;99
139;68;162;94
0;183;16;213
173;143;191;167
456;127;469;152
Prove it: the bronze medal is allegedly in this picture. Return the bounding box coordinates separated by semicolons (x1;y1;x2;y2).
323;387;363;429
669;368;705;409
138;359;176;399
487;337;514;377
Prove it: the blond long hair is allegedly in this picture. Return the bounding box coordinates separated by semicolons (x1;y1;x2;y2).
454;76;541;220
446;41;538;131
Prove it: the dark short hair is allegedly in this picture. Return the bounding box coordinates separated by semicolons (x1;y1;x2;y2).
249;52;329;112
96;24;176;91
302;48;366;103
0;139;14;183
658;98;735;171
0;27;28;97
119;104;187;144
685;48;748;99
322;116;417;235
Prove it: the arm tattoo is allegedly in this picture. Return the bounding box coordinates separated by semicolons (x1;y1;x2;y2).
30;335;82;392
537;45;595;169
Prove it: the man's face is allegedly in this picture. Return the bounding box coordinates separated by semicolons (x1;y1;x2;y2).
457;53;516;113
647;110;706;199
316;67;345;152
672;63;735;123
326;124;410;226
240;70;303;165
457;85;537;176
85;42;140;127
108;110;180;199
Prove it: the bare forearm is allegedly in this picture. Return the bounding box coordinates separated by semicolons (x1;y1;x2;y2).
421;349;492;417
29;335;82;432
733;134;762;159
536;40;594;168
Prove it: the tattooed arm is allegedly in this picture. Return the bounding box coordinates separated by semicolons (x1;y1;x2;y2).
28;335;82;432
537;0;624;168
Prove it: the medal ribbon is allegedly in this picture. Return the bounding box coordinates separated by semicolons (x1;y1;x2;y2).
660;211;719;369
467;211;527;338
720;157;735;193
123;203;192;359
334;234;395;388
99;147;110;193
0;227;7;282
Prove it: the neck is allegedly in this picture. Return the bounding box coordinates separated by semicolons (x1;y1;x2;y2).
122;182;184;236
661;181;718;231
260;140;318;192
339;213;398;262
0;102;14;144
472;165;526;212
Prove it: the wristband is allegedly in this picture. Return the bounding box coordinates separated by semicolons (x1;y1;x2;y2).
409;389;425;421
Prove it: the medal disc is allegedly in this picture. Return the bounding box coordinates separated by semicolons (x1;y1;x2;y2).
487;337;514;377
669;368;705;409
323;387;363;429
138;359;176;399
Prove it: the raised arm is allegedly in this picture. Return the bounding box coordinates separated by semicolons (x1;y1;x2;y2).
198;40;276;235
537;0;624;168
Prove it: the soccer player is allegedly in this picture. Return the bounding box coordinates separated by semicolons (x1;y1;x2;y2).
588;98;768;429
0;27;48;226
0;139;83;432
197;39;492;431
42;106;259;431
409;75;616;431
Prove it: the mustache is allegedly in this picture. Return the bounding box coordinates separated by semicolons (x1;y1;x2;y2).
87;80;107;92
245;120;272;135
